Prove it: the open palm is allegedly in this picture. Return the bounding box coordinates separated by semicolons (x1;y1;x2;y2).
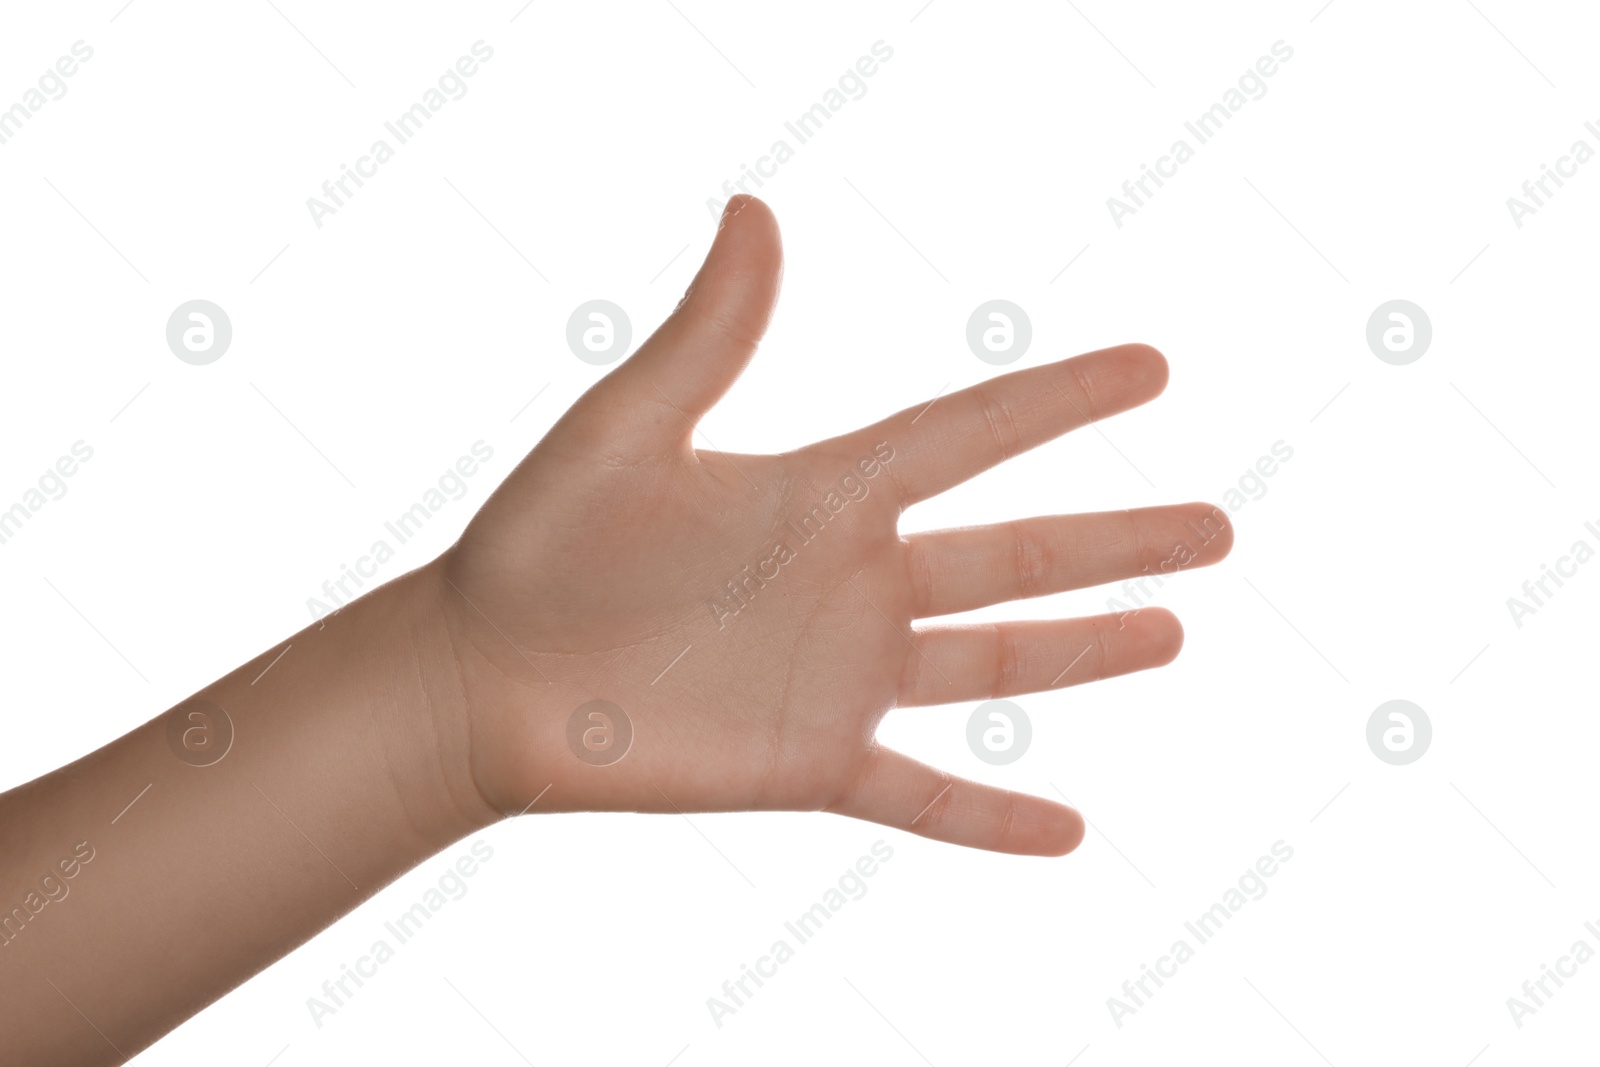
436;196;1230;856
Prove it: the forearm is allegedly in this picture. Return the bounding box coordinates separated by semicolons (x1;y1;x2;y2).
0;563;498;1065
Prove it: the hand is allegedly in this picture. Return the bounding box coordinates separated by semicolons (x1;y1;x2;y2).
0;185;1233;1067
434;195;1232;856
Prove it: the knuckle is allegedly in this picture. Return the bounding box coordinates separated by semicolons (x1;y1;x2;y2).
899;634;928;702
1122;508;1152;569
1067;360;1100;422
994;625;1029;694
997;792;1020;847
1010;520;1052;598
916;774;957;829
906;538;938;614
1093;619;1116;676
973;386;1022;460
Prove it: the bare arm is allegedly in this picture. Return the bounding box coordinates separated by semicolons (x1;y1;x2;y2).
0;567;495;1064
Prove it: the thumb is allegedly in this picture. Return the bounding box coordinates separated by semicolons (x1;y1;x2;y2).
604;194;783;451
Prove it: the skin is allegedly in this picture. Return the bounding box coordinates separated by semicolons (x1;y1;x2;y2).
0;195;1231;1064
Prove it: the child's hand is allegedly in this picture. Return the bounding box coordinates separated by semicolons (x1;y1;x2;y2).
0;194;1234;1064
435;196;1232;855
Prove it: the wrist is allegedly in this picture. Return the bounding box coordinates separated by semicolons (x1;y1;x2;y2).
257;562;505;853
376;562;507;840
430;547;585;818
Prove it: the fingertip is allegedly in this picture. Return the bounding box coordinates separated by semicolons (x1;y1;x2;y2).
719;192;765;223
1208;504;1236;559
716;194;780;253
1179;500;1235;561
1138;606;1185;666
1121;342;1169;396
1001;795;1088;857
699;194;783;318
1048;803;1088;856
1009;797;1085;857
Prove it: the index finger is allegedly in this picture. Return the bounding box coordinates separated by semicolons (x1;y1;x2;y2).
812;344;1168;508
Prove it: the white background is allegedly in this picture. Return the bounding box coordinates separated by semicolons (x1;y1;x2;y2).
2;1;1597;1063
